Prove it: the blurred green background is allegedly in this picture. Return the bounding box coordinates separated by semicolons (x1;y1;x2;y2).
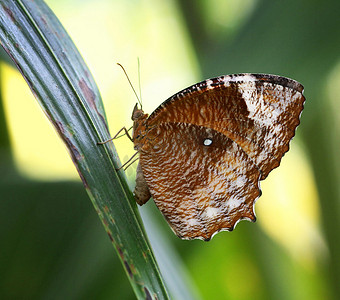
1;0;339;299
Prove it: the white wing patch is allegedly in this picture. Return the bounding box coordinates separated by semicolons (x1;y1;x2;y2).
204;206;220;219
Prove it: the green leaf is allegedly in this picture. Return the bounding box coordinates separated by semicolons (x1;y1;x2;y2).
0;0;169;298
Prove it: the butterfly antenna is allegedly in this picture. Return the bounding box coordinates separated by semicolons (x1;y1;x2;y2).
117;63;142;109
137;57;143;106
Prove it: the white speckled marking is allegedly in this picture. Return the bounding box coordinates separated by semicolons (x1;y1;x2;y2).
187;218;200;226
222;75;231;87
205;207;220;218
232;74;257;83
234;175;247;188
206;79;214;90
238;81;257;104
227;196;241;210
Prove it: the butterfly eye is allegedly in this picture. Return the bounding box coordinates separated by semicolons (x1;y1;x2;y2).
203;138;213;146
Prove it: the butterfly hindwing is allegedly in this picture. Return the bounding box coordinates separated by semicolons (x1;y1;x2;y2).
139;122;261;240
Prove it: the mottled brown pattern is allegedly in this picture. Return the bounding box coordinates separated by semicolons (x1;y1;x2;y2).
132;73;305;240
140;123;260;240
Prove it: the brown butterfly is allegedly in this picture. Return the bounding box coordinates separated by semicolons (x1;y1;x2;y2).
130;73;305;241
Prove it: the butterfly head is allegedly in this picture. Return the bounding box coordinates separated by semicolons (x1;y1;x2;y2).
131;103;146;121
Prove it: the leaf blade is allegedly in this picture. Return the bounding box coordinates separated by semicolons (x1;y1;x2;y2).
0;1;169;298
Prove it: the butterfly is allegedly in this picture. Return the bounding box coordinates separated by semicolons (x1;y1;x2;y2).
130;73;305;241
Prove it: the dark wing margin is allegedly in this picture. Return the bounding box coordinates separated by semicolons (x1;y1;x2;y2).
148;73;304;121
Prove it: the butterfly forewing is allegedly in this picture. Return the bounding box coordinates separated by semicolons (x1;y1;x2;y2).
147;74;305;179
139;122;261;240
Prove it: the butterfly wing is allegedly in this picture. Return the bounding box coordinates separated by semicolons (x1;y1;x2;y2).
147;74;305;179
139;122;261;240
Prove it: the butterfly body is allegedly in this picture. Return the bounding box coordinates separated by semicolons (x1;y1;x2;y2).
131;73;305;240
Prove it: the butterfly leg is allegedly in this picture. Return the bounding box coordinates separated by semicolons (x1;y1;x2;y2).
134;162;151;205
116;151;139;171
97;126;133;145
